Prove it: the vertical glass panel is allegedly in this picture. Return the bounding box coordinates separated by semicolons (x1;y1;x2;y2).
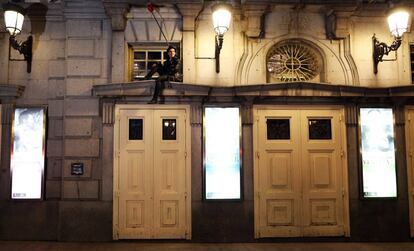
129;119;143;140
267;119;290;139
162;119;176;140
133;62;145;71
147;61;158;70
148;51;161;60
308;119;332;140
134;51;145;60
360;108;397;198
204;107;241;200
11;108;46;199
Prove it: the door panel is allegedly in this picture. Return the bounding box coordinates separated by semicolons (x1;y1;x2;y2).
257;110;302;237
118;110;153;238
255;107;348;238
301;110;344;236
153;110;187;238
116;108;188;239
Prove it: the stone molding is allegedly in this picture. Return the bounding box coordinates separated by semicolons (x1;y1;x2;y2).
102;1;130;31
175;3;204;31
241;103;253;125
345;105;358;126
0;85;25;99
93;81;414;102
190;104;203;126
242;4;268;38
102;101;115;125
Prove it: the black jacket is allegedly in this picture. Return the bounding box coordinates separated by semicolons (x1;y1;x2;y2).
162;56;181;76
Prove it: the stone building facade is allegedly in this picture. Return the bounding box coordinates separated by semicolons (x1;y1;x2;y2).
1;0;414;242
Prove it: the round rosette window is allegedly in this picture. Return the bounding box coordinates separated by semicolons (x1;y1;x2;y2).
267;41;321;82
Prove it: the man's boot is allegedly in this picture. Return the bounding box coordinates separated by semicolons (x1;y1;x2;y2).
144;65;158;80
148;81;161;104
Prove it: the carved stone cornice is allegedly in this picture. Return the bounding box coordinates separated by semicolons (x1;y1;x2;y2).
102;1;130;31
0;84;25;100
241;3;268;38
175;3;204;30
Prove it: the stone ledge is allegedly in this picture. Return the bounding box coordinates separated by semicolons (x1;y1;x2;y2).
92;81;414;103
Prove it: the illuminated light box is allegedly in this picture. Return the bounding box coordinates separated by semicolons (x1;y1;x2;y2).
360;108;397;198
10;108;46;199
204;107;241;200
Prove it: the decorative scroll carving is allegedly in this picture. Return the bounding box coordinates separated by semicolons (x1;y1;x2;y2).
345;104;358;126
394;105;405;126
190;104;203;126
103;101;115;125
103;2;130;31
241;103;253;125
242;4;267;38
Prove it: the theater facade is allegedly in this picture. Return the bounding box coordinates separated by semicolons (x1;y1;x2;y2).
1;0;414;242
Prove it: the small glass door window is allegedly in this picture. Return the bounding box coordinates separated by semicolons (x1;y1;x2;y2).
267;118;290;140
162;119;177;140
129;119;143;140
308;119;332;140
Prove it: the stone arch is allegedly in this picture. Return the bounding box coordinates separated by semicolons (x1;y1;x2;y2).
237;34;358;86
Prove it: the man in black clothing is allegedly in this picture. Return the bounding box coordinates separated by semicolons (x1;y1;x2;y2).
145;45;182;104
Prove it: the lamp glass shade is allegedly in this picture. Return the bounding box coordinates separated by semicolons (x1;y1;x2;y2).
4;9;24;36
212;4;232;36
388;10;409;37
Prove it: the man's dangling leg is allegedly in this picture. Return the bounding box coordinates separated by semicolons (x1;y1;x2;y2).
145;63;162;80
155;76;169;104
148;80;161;104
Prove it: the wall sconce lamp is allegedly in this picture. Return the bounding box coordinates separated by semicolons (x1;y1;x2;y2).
373;9;410;74
212;3;232;73
3;2;32;73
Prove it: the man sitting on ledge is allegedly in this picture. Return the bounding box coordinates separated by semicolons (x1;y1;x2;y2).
145;45;182;104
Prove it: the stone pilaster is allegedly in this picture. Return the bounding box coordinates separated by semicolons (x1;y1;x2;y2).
176;3;204;83
62;0;108;201
0;103;14;199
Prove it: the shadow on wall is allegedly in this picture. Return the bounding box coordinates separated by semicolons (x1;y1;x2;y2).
27;3;48;51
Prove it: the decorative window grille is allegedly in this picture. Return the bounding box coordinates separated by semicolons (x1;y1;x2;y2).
266;41;321;82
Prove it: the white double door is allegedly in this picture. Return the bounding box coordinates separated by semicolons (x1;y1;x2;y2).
254;107;350;237
114;106;190;239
